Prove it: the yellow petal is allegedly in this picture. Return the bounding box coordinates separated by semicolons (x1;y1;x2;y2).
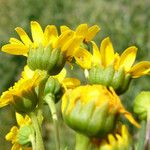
61;36;77;52
53;68;67;83
75;24;88;37
114;52;120;70
85;25;100;42
120;109;141;128
100;37;115;67
110;87;141;128
121;125;128;139
12;143;21;150
46;25;58;37
22;65;34;79
9;38;24;45
74;47;92;69
60;25;70;33
129;61;150;78
5;126;18;141
116;134;122;141
92;41;101;66
16;113;25;126
63;37;83;57
24;115;31;124
57;30;74;47
44;25;58;46
0;98;10;108
2;44;28;55
0;89;13;108
62;78;81;90
15;27;32;46
31;21;44;44
108;134;116;145
119;46;137;72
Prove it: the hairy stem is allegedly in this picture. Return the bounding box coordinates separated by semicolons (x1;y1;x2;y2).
30;112;45;150
45;94;60;150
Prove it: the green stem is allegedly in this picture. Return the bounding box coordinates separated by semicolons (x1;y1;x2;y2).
75;133;92;150
145;110;150;149
30;112;45;150
30;134;36;150
44;94;60;150
137;120;146;150
37;73;49;126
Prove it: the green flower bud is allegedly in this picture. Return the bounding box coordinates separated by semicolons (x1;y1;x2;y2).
64;100;117;138
62;85;139;137
18;125;34;146
88;66;131;94
134;91;150;120
62;85;126;138
44;77;63;103
27;45;65;75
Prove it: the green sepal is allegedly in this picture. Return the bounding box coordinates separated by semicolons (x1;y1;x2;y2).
27;48;37;70
13;89;38;114
88;66;131;95
40;45;52;70
35;45;44;69
18;125;34;146
88;65;114;86
117;74;131;94
111;67;125;90
27;45;65;75
47;48;65;75
102;65;115;86
88;66;103;84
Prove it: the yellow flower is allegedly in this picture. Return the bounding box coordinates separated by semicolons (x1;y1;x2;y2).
75;37;150;78
62;85;140;137
5;113;32;150
74;37;150;94
60;24;100;43
98;125;131;150
1;21;59;56
0;65;42;113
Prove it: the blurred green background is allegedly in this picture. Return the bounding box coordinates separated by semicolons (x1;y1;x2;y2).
0;0;150;149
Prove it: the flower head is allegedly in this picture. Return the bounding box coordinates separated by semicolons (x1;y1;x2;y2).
2;21;59;56
98;125;131;150
5;113;32;150
1;21;100;74
74;37;150;94
62;85;140;137
75;37;150;77
0;65;42;113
